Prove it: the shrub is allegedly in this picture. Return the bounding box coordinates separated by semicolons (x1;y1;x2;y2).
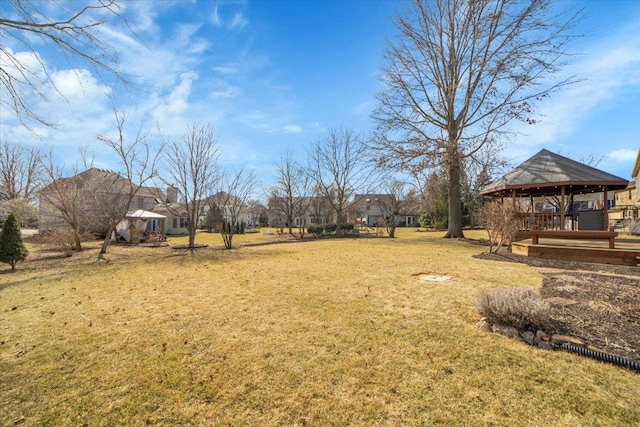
476;287;550;331
0;213;28;270
434;218;448;230
40;228;91;256
629;219;640;236
479;201;521;253
129;228;145;245
340;223;354;231
323;223;337;233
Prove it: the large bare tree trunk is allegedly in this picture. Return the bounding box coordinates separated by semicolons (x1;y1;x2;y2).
335;210;343;237
445;154;464;238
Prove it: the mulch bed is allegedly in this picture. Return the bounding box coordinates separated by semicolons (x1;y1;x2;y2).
474;251;640;364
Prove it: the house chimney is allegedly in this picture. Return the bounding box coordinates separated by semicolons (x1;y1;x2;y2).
166;186;178;204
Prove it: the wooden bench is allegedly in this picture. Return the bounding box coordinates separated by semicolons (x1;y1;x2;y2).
530;228;618;249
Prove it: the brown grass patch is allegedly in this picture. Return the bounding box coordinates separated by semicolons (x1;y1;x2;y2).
1;230;639;425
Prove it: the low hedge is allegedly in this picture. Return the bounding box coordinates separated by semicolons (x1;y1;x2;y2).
307;223;354;235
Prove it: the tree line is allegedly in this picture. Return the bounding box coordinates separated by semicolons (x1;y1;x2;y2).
1;0;579;256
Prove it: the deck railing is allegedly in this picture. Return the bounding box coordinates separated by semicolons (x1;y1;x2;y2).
519;212;565;231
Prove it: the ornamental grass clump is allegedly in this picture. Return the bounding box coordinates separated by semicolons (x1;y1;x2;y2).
477;287;550;331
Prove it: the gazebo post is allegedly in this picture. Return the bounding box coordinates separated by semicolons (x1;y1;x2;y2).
603;186;609;231
530;194;534;230
570;193;575;230
560;186;566;230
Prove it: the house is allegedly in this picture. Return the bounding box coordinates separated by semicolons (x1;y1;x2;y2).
151;202;190;235
267;195;333;228
153;191;258;235
608;149;640;229
610;182;637;224
352;193;418;228
39;168;165;236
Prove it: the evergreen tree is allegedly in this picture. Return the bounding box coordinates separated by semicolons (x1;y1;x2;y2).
0;213;28;270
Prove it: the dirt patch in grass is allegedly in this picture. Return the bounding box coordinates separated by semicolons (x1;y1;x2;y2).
474;251;640;363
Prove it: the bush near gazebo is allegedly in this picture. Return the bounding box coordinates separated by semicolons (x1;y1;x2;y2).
479;202;521;253
0;213;28;270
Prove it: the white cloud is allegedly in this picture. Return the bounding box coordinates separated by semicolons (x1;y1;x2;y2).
209;78;239;98
50;69;111;100
211;5;222;27
175;24;210;55
607;149;638;162
208;4;248;30
147;72;199;129
283;124;302;134
213;65;239;74
230;12;249;29
0;49;47;80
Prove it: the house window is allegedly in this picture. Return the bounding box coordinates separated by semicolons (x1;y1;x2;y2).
137;196;144;209
366;205;370;211
180;213;188;228
173;218;178;228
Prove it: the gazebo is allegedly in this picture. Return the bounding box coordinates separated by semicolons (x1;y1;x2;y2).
114;209;167;242
481;149;629;232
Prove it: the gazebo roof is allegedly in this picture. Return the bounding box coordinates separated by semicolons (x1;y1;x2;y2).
480;149;629;197
126;209;167;219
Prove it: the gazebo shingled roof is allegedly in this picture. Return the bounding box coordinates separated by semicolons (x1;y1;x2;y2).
480;149;629;198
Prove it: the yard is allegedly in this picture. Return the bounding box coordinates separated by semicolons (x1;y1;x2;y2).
1;229;639;426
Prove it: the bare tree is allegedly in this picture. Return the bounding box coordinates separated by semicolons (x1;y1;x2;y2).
307;128;376;237
1;197;38;228
374;179;419;238
267;153;312;237
0;141;43;202
162;123;220;249
214;169;258;249
307;192;333;229
0;0;138;130
39;151;92;251
372;0;580;238
462;145;509;228
95;110;162;259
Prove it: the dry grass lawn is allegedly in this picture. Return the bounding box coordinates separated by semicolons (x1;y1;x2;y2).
1;229;639;426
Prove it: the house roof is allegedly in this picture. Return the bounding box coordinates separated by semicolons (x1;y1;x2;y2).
480;149;629;197
40;167;164;199
632;149;640;179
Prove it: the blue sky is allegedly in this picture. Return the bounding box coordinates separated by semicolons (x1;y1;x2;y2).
1;0;639;190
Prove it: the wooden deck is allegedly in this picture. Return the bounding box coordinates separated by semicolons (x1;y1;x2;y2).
512;237;640;266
